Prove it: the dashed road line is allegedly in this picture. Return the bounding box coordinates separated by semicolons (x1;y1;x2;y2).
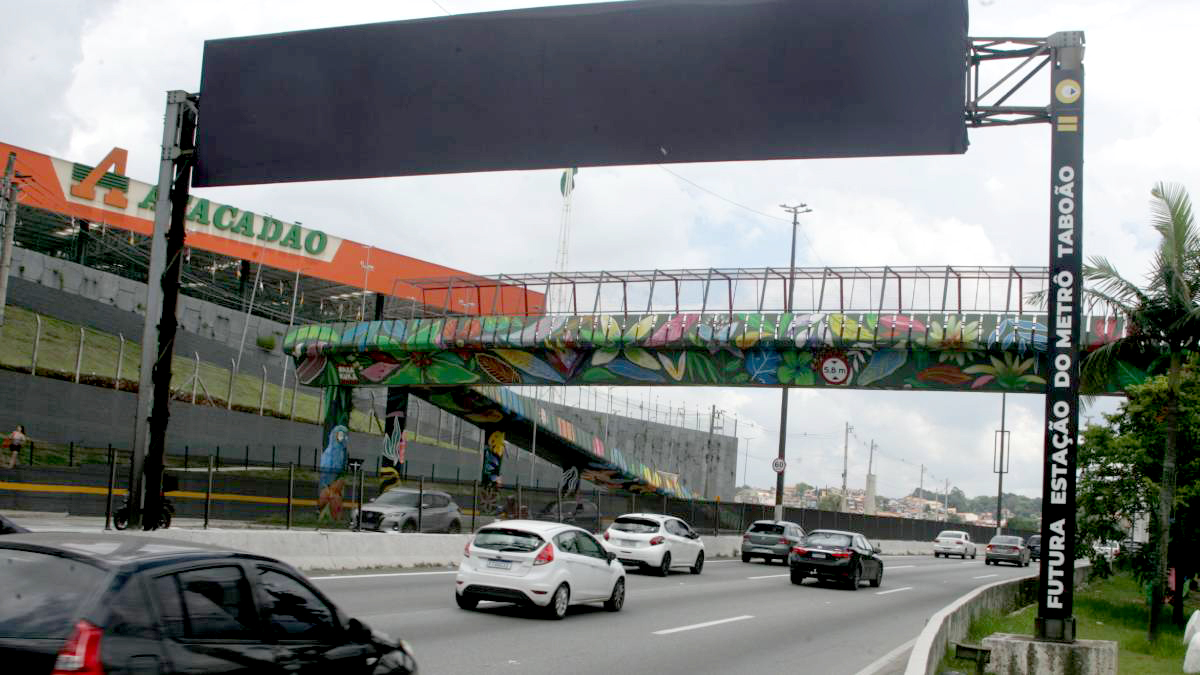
654;615;755;635
747;573;791;580
311;570;458;580
875;586;913;596
972;574;999;580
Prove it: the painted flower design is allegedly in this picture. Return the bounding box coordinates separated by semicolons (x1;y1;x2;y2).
963;353;1046;389
777;351;816;385
926;317;982;365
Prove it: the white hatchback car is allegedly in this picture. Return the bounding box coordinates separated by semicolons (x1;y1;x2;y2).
455;520;626;620
602;513;705;576
934;530;977;559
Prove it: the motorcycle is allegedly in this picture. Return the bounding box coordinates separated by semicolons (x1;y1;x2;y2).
113;496;175;530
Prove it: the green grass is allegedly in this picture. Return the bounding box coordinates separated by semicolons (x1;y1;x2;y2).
940;572;1197;674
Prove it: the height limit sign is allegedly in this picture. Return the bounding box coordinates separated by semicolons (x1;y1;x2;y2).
772;458;786;474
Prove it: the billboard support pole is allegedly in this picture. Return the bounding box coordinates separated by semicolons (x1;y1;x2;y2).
1034;31;1084;643
130;90;197;529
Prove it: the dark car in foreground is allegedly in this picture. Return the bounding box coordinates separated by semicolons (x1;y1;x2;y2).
788;529;884;590
1026;534;1042;561
985;535;1030;567
741;520;805;564
0;533;417;674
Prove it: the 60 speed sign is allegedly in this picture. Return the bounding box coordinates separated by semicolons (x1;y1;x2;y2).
771;458;786;473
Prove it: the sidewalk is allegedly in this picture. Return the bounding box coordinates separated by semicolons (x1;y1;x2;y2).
0;509;287;532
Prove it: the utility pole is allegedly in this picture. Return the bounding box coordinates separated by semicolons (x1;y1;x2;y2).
0;152;18;327
703;405;723;500
865;440;877;515
775;201;812;520
841;421;851;512
943;478;950;521
994;393;1010;535
919;463;925;498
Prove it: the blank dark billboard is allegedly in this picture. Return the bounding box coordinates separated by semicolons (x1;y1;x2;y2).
194;0;968;187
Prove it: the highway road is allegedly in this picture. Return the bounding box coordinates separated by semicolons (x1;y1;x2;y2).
313;554;1035;674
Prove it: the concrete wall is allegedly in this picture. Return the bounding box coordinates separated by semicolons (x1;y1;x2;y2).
904;561;1092;675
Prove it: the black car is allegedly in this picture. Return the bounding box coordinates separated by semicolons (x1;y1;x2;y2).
788;529;884;590
1026;534;1042;561
0;533;417;674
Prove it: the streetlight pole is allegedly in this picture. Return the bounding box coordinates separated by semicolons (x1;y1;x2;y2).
775;202;811;520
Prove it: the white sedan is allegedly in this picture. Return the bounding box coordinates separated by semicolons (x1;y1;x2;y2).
601;513;705;576
455;520;626;620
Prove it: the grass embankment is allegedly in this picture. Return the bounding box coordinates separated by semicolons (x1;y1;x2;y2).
940;571;1197;674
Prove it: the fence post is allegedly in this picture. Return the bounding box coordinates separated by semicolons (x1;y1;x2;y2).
271;445;276;470
690;498;696;528
355;466;365;531
516;476;522;519
431;464;436;482
662;493;667;515
204;455;214;529
289;374;298;419
215;445;221;470
739;501;746;533
632;493;637;515
227;359;236;410
184;445;189;470
30;315;41;376
417;477;424;532
244;445;250;470
27;442;33;466
68;441;74;467
313;448;317;472
104;447;116;530
74;327;85;383
471;480;477;531
286;463;294;530
297;445;302;467
115;333;125;390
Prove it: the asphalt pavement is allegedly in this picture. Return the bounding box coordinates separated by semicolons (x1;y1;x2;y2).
312;554;1036;675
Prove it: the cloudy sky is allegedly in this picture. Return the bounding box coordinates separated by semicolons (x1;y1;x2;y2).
4;0;1196;502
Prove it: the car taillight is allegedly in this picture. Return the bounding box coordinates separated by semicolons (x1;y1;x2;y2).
52;620;102;675
603;531;610;541
742;534;750;540
534;543;555;566
792;546;808;555
986;545;994;551
831;550;852;559
649;536;665;546
463;538;472;557
778;537;788;545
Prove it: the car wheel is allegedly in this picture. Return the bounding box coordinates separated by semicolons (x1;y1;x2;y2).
446;520;461;534
790;568;806;585
741;552;751;563
113;511;128;531
455;592;477;610
847;564;861;591
933;552;940;558
604;578;625;612
971;550;977;559
401;521;417;533
690;551;704;575
657;553;672;577
1024;560;1031;567
870;565;883;588
545;583;570;620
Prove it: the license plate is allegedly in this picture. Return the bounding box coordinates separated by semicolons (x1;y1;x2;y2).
619;539;635;547
811;552;827;559
487;559;512;570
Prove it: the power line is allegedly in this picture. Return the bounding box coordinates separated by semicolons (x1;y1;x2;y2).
429;0;451;15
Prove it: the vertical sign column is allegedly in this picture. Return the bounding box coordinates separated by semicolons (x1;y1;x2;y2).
380;387;409;493
318;386;354;522
1036;32;1085;643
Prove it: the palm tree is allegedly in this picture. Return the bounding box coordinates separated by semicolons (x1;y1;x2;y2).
1081;182;1198;641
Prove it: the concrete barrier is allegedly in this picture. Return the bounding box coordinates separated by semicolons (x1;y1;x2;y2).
903;560;1091;675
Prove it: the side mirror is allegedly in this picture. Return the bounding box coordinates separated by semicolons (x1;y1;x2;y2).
873;541;882;553
347;617;372;644
607;551;617;564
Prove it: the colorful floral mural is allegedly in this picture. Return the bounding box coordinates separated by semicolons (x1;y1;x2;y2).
285;312;1140;394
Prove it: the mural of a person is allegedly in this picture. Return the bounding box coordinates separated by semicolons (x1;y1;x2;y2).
479;429;506;516
318;424;349;521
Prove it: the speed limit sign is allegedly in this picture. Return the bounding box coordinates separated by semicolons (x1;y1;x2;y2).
772;458;786;473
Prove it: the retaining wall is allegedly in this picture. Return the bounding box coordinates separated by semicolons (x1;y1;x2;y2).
904;560;1092;675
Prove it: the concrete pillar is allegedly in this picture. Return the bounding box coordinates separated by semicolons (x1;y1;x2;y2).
865;474;877;515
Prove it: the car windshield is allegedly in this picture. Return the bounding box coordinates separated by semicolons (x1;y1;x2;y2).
372;491;421;507
473;528;545;552
612;517;660;533
805;532;853;548
0;549;107;639
991;536;1022;546
748;523;785;535
938;531;966;539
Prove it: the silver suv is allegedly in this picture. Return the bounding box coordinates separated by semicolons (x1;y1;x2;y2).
352;488;463;533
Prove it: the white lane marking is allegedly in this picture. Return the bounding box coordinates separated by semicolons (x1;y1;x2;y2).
746;573;790;580
884;565;914;570
875;586;913;596
310;570;458;580
973;574;999;579
854;636;917;675
653;615;755;635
